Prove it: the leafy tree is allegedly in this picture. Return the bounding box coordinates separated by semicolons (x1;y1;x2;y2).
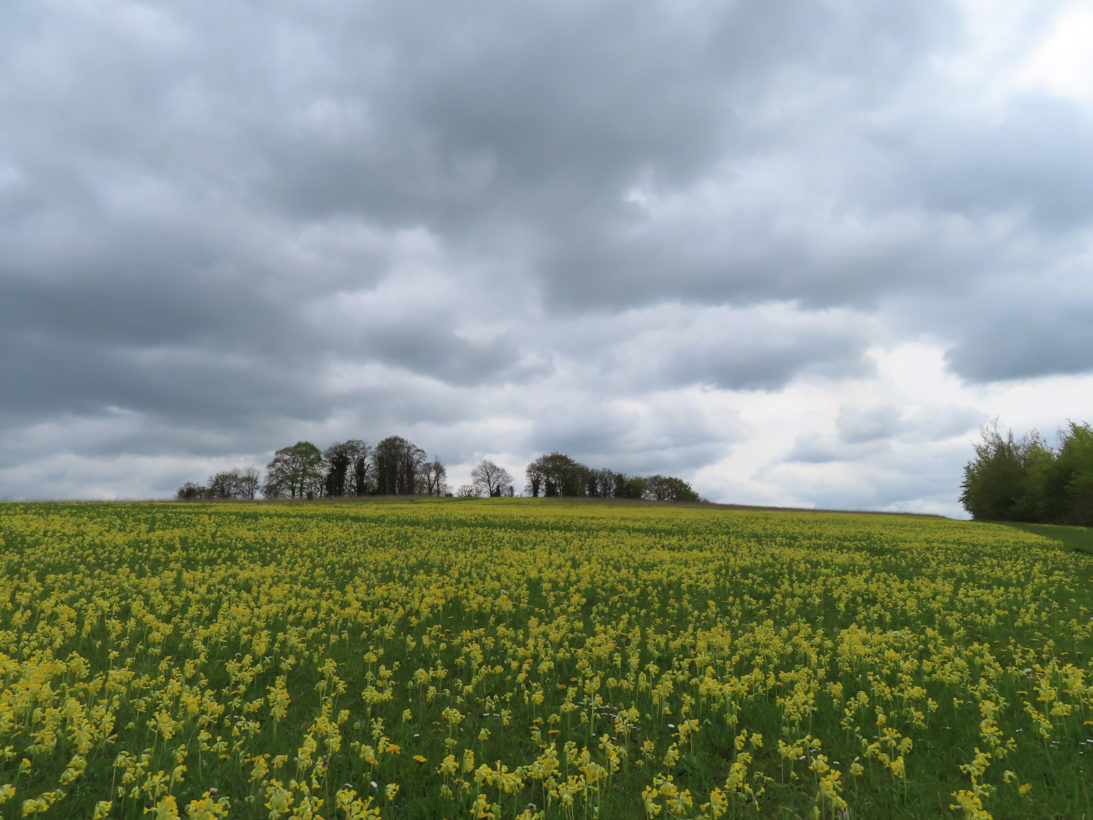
1051;422;1093;526
643;474;700;502
959;423;1032;521
586;468;619;498
177;468;257;501
372;436;426;495
176;481;207;500
1016;432;1056;522
961;419;1093;524
208;472;235;499
525;453;590;497
612;471;632;498
264;442;323;499
615;475;648;500
207;467;261;500
471;460;513;497
350;442;373;496
323;440;367;497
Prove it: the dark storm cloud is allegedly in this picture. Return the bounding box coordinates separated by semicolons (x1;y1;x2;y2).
0;335;324;429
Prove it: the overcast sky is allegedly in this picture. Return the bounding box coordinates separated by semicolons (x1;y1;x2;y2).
2;1;1091;515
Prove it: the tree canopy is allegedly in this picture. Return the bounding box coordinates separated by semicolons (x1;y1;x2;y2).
961;420;1093;525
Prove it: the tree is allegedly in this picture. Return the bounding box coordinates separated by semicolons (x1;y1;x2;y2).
471;460;513;497
372;436;426;495
1050;422;1093;526
421;456;449;497
960;419;1093;524
264;442;324;499
323;440;367;497
525;453;589;497
612;471;632;498
587;468;619;498
456;484;478;498
525;455;547;497
176;481;207;500
236;467;261;499
206;467;261;500
1016;432;1056;522
350;442;372;496
643;474;700;502
207;471;235;499
615;474;648;500
960;423;1026;521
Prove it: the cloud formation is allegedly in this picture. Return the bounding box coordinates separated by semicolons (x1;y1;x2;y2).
2;0;1091;513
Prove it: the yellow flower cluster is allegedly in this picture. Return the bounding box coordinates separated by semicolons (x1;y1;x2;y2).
0;499;1089;818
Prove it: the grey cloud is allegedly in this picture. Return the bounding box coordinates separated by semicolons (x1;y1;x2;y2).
590;304;875;392
661;328;871;392
350;323;520;386
880;268;1093;384
1;0;1091;503
903;406;985;442
528;397;739;477
770;439;971;513
0;408;270;464
784;435;890;465
786;404;984;465
837;405;903;444
943;295;1093;382
888;95;1093;230
783;439;844;465
0;337;325;427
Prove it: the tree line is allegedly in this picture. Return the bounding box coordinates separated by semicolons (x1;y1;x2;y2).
523;452;701;501
176;438;701;503
960;420;1093;525
178;437;448;501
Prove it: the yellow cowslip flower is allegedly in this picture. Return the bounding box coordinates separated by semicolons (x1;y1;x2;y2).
437;754;457;776
152;794;181;820
642;784;663;817
184;792;230;819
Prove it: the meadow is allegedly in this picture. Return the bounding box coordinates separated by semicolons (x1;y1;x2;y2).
0;499;1089;819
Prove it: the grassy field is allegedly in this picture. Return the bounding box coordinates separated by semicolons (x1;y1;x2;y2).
1003;522;1093;556
0;499;1090;819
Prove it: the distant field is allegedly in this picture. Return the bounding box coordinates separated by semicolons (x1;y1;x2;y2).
0;500;1090;819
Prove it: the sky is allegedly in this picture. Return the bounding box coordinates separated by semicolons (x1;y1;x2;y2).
2;1;1091;515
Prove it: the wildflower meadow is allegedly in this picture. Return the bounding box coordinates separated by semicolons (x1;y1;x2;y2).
0;500;1089;818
